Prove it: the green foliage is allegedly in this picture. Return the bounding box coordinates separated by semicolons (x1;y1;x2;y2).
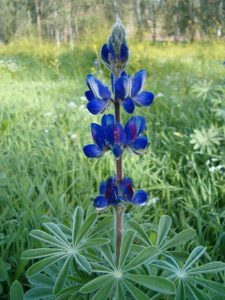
20;213;225;299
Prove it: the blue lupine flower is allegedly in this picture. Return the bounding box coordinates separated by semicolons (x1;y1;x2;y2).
83;115;148;159
83;114;126;159
94;177;147;210
125;116;149;154
85;74;111;115
113;70;154;113
101;42;129;71
101;18;129;73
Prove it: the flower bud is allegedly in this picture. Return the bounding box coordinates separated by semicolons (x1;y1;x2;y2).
101;18;129;77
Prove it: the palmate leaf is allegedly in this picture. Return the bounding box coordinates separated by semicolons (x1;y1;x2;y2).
80;230;175;299
23;206;108;296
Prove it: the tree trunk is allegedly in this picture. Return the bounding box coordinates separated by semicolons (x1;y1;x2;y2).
54;1;60;46
34;0;41;40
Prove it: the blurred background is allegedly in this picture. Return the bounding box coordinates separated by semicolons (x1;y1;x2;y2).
0;0;225;44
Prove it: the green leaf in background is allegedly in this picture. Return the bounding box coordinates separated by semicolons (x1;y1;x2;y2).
183;246;207;271
124;246;160;271
26;254;66;277
127;220;151;246
187;261;225;274
0;257;8;282
124;279;149;300
118;230;136;268
126;274;176;294
75;213;97;244
80;274;115;293
53;255;71;295
157;215;172;247
72;207;84;246
162;228;196;250
190;277;225;296
10;280;23;300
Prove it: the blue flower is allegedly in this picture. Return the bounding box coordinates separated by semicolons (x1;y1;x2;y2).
101;19;129;73
83;115;148;159
83;114;126;159
125;116;149;154
94;177;147;210
101;42;129;72
113;70;154;113
85;74;111;115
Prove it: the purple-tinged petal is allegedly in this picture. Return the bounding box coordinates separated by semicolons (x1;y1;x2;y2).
87;99;106;115
94;196;108;210
123;97;135;114
100;181;107;195
132;136;148;150
105;124;126;146
101;114;115;127
83;144;104;158
120;43;129;62
101;44;110;64
131;70;146;97
132;190;147;206
85;90;95;102
115;75;129;100
91;123;105;149
124;118;138;143
121;178;134;201
112;144;123;158
134;91;154;107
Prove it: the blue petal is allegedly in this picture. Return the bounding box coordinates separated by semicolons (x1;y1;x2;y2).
121;178;134;201
91;123;105;149
87;99;106;115
83;144;103;158
86;75;111;100
132;136;148;150
105;124;126;146
100;181;107;195
101;114;115;126
124;117;137;143
93;196;108;210
123;97;135;114
112;144;123;158
101;44;109;64
85;90;95;101
115;75;129;100
131;70;146;97
132;190;147;206
134;91;154;107
120;43;129;62
125;116;146;143
108;43;116;59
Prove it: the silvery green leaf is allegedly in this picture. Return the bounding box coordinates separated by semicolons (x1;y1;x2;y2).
10;280;23;300
157;215;172;247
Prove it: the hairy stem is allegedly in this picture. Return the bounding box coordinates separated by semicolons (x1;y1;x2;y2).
114;100;124;266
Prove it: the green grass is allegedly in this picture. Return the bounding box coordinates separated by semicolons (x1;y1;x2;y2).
0;40;225;297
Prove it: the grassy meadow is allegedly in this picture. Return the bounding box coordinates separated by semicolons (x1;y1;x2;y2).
0;39;225;297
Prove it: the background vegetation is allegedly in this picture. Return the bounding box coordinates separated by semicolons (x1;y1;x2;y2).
0;0;225;298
